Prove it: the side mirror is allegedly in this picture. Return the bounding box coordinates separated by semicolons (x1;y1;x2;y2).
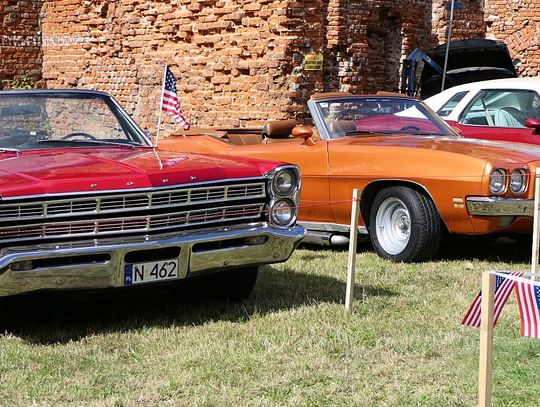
292;125;313;140
292;125;316;146
525;118;540;135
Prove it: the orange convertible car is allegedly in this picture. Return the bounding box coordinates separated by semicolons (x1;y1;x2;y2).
160;92;540;262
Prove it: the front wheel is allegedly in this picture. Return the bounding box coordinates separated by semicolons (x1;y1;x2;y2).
369;186;441;262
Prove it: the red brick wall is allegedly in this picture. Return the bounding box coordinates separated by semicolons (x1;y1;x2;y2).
432;0;487;43
321;0;436;94
6;0;540;130
484;0;540;76
41;0;309;132
0;0;42;89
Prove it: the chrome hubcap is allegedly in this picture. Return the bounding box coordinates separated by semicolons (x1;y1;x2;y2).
375;197;411;255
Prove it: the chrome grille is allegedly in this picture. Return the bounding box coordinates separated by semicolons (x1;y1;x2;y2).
0;182;266;222
0;203;265;243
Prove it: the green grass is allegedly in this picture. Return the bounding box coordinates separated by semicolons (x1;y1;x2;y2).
1;238;539;406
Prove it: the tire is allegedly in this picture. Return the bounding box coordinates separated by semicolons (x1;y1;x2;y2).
207;266;259;301
369;186;441;262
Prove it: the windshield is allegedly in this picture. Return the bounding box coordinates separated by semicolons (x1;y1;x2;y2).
315;97;458;139
0;92;152;151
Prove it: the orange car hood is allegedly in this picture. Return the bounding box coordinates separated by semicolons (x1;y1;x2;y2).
335;135;540;164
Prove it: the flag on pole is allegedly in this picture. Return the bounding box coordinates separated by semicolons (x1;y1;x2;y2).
462;272;523;328
516;279;540;338
161;66;190;130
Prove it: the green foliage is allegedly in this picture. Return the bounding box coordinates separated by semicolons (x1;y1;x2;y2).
9;74;37;90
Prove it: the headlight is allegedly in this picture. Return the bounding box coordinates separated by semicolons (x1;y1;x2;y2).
489;169;506;194
509;169;527;194
272;169;296;196
270;199;295;226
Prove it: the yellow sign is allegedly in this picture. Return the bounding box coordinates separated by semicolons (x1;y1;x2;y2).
304;53;323;71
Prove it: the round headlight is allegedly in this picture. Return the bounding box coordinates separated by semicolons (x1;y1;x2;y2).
509;169;527;194
489;169;506;194
273;170;295;195
270;199;295;226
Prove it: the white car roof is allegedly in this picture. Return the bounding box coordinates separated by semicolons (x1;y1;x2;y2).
424;77;540;118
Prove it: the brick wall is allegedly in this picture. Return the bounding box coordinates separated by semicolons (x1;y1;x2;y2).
484;0;540;76
41;0;310;132
40;0;438;129
321;0;436;95
4;0;540;130
0;0;42;89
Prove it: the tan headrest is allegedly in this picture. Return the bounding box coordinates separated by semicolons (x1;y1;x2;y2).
262;120;300;139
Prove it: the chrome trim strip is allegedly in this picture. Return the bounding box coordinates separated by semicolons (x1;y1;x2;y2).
0;223;305;297
300;221;369;235
0;176;268;201
466;196;534;217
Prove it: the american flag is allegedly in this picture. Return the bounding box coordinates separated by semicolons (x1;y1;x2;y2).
462;272;523;328
516;279;540;338
161;66;190;130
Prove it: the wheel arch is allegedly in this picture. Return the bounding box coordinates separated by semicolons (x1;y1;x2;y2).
360;180;449;234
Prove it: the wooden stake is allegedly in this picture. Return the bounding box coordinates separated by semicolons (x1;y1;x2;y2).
345;188;361;312
531;168;540;279
478;271;496;407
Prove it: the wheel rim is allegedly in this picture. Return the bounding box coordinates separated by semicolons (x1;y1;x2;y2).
375;197;411;255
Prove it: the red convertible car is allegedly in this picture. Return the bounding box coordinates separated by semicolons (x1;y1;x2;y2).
0;90;304;299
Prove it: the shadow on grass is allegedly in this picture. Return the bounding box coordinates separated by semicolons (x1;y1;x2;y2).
302;235;532;264
0;266;397;345
435;236;531;264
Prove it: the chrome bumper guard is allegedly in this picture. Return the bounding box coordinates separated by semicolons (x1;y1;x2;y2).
466;197;534;217
0;223;305;297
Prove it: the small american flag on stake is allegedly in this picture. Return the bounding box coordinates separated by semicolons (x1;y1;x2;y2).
161;65;190;130
516;279;540;338
462;271;523;328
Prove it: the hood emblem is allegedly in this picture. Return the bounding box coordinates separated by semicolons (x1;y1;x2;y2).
126;181;134;186
90;183;98;188
162;178;169;183
191;176;197;181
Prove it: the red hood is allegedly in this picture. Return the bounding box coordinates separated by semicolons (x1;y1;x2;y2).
0;148;282;198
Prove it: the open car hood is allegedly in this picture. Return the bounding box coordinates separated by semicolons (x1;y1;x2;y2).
420;39;517;98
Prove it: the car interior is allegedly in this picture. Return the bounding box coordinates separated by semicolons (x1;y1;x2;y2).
460;89;540;128
188;120;318;146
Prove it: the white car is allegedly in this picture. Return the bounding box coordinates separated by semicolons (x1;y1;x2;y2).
424;77;540;144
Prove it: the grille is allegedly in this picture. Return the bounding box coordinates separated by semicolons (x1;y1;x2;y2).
0;203;265;244
0;180;268;243
0;182;266;222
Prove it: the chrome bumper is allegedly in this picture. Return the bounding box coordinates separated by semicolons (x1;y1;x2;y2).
466;197;534;217
0;223;305;297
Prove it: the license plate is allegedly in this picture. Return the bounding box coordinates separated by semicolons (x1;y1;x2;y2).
124;259;179;286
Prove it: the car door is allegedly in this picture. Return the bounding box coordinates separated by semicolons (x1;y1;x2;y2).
451;88;540;144
326;138;374;229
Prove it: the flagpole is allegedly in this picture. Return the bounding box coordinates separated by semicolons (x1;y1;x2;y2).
154;64;168;147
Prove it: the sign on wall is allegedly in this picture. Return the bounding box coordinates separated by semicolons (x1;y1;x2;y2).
304;53;323;71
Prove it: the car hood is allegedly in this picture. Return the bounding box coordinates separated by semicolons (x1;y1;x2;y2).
336;135;540;163
420;39;517;98
0;148;280;198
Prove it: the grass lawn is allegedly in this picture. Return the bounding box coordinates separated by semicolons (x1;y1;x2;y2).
1;238;539;406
